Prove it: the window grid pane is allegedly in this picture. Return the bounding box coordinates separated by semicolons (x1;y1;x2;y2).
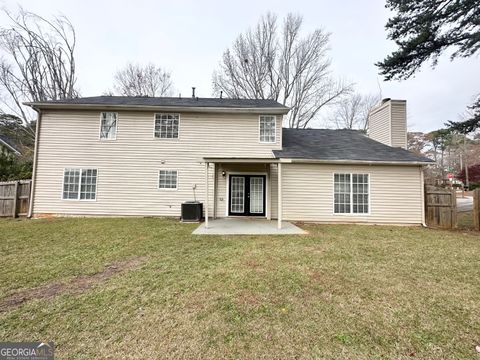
259;115;276;143
63;169;80;199
352;174;369;213
334;173;351;214
159;170;178;189
80;169;98;200
100;112;117;139
155;114;179;139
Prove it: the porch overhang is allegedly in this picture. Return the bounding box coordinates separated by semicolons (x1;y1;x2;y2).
203;157;283;229
203;157;280;164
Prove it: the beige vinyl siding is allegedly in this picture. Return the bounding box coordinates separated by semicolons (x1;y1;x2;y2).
269;164;278;219
281;163;423;224
391;101;407;148
368;102;391;146
33;110;281;217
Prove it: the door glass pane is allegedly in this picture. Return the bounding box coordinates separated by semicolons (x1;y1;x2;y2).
249;177;264;213
230;176;245;213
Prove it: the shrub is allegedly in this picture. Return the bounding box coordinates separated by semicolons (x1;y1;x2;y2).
469;183;480;190
0;152;32;181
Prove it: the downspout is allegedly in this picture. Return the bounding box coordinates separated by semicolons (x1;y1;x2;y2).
420;166;427;227
28;107;42;218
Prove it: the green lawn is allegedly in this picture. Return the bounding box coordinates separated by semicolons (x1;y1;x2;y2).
0;218;479;359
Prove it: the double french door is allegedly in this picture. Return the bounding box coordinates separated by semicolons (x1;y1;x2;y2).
228;175;266;216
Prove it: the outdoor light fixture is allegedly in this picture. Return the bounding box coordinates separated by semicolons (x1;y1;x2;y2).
222;171;226;178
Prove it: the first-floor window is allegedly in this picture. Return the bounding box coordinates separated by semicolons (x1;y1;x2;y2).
334;173;369;214
80;169;98;200
352;174;369;214
63;169;80;199
63;168;97;200
158;170;178;189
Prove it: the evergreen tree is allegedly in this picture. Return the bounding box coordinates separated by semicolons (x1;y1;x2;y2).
377;0;480;81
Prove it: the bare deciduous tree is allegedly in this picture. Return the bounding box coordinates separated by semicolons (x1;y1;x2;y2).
407;131;428;156
212;13;351;128
0;7;78;142
113;63;173;97
331;93;381;130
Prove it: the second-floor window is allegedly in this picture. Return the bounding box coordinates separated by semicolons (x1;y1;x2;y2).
259;115;276;143
100;112;117;140
155;113;179;139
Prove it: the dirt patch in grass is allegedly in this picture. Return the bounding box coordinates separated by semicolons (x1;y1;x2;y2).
0;256;147;312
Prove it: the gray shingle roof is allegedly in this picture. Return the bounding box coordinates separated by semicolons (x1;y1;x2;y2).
274;128;433;163
27;96;289;110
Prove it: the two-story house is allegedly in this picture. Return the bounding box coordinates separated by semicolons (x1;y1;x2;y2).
25;96;431;227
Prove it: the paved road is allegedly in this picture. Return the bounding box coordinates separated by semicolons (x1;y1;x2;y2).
457;197;473;212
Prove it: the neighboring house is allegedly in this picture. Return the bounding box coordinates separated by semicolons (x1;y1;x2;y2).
0;134;21;156
25;96;432;225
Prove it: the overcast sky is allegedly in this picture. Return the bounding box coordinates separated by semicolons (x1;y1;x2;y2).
2;0;479;132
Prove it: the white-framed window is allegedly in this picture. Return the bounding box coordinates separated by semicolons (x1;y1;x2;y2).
259;115;276;143
334;173;351;214
158;170;178;190
334;173;369;214
63;169;80;200
63;168;98;200
155;113;179;139
80;169;98;200
352;174;369;214
100;112;117;140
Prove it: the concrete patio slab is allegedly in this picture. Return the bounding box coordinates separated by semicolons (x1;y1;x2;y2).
192;218;307;235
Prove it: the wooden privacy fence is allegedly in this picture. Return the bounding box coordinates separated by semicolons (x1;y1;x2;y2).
474;189;480;231
424;185;457;229
0;180;31;218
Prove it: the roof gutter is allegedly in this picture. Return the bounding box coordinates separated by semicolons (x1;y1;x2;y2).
203;157;432;165
23;102;290;115
28;106;41;218
278;158;432;166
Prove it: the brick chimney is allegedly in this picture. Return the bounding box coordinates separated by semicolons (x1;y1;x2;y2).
368;98;407;149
